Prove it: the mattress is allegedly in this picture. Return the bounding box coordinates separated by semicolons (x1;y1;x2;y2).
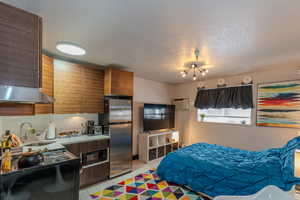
157;137;300;197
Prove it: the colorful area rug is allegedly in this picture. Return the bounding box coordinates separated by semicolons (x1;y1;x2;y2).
90;168;209;200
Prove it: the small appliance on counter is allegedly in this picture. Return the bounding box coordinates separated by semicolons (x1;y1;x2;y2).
86;120;95;135
98;113;109;136
94;125;103;135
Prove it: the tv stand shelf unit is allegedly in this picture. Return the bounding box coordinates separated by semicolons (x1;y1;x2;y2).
138;130;179;163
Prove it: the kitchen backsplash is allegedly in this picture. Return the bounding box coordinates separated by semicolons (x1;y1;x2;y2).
0;113;98;137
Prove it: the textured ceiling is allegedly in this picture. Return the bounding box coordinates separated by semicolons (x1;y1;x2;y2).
2;0;300;83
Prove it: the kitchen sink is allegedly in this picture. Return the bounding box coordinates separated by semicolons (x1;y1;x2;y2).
24;141;55;147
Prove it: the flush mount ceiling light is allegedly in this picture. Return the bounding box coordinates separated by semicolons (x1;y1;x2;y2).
56;42;86;56
180;48;211;81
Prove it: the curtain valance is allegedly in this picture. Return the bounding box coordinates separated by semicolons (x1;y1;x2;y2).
194;85;253;109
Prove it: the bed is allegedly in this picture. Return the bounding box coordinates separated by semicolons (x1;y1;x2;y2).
157;136;300;198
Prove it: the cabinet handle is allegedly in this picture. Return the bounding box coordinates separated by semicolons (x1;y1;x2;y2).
80;153;83;164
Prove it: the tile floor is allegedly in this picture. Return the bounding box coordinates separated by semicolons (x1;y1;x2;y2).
79;159;162;200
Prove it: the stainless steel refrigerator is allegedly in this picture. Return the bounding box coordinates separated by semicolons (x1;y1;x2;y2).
104;96;132;178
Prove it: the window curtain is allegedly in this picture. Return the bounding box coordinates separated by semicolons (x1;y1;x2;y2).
194;85;253;109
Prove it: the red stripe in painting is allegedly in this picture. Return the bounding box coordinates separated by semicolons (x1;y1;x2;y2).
258;99;300;104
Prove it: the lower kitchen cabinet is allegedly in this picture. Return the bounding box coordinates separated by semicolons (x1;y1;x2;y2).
64;143;80;156
80;162;109;188
64;139;110;188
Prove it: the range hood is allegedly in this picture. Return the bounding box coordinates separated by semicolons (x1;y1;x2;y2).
0;85;54;104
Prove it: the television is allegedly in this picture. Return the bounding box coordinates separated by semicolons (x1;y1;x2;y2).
143;104;175;132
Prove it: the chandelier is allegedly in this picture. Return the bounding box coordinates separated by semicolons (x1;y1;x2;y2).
180;48;209;81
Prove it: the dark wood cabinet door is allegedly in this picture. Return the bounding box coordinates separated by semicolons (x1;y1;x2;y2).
79;139;109;154
0;2;42;88
80;162;109;188
65;143;80;157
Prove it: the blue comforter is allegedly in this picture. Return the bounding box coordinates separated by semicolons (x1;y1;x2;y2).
157;136;300;197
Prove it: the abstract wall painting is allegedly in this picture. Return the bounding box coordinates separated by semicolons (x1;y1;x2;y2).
257;80;300;128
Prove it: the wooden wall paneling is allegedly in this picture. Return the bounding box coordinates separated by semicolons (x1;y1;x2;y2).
54;60;104;114
0;2;42;88
35;55;54;114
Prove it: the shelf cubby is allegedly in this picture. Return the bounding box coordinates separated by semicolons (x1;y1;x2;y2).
166;144;172;154
165;134;172;144
172;142;179;151
158;135;166;146
139;130;180;163
158;146;165;157
149;136;158;148
149;148;157;161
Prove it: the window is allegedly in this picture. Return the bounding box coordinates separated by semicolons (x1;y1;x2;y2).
197;108;252;125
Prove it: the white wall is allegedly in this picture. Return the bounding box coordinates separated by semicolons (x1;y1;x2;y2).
134;77;174;104
132;76;175;155
174;65;300;151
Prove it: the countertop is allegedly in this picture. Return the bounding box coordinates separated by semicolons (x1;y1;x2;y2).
23;134;110;152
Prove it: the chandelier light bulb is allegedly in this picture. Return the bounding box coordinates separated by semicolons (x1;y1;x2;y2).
180;48;211;80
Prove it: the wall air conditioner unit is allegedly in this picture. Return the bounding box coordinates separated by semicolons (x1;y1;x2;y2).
173;98;190;111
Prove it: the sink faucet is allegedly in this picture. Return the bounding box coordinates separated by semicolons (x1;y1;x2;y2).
20;122;33;141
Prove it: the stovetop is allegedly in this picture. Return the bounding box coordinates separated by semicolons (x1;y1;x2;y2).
43;150;77;165
0;149;78;175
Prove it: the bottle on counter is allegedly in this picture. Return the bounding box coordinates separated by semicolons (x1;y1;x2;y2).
1;132;13;173
1;149;12;173
2;131;12;150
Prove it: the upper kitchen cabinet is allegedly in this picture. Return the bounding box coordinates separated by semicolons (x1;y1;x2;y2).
0;2;42;88
104;67;134;96
0;55;53;116
35;55;54;114
54;60;104;114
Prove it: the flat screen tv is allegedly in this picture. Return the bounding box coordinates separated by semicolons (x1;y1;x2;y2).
143;104;175;132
